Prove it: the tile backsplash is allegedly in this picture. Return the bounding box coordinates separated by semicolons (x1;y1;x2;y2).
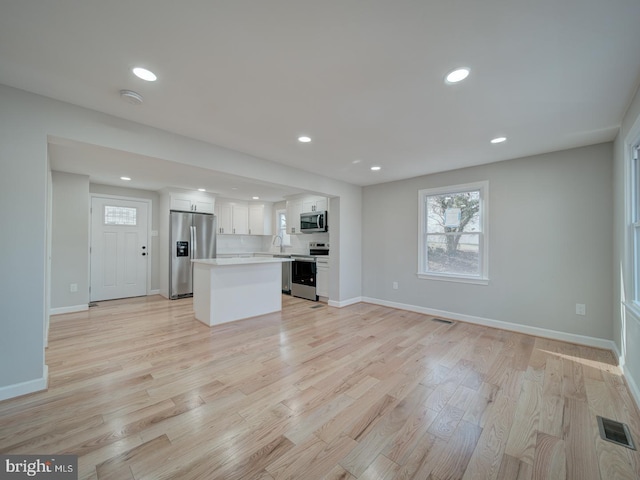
217;232;330;255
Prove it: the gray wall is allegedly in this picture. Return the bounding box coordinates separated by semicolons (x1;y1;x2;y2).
51;172;90;308
362;143;613;340
0;86;47;392
90;184;160;292
613;82;640;399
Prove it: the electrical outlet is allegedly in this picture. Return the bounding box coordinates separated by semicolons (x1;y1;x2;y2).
69;283;78;293
576;303;586;316
393;281;398;290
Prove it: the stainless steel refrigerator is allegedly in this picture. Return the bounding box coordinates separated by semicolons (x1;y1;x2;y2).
170;211;217;299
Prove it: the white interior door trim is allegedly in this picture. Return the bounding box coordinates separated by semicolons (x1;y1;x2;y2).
89;193;153;299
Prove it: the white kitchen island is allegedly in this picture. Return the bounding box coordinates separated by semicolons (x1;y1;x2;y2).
192;257;293;327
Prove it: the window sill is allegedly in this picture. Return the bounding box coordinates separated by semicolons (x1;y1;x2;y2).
416;273;489;285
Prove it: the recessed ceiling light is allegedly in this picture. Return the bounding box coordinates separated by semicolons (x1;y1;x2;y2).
120;176;131;181
298;136;312;143
491;137;507;144
445;68;470;84
198;188;206;192
132;67;157;82
252;196;260;200
371;166;381;171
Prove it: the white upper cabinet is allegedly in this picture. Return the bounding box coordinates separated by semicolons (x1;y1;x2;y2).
193;197;215;214
231;203;249;235
170;195;192;212
215;202;233;234
170;191;215;214
248;203;272;235
216;199;272;235
286;198;303;234
302;196;327;213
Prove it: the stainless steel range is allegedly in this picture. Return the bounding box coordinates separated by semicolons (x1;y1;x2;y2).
291;242;329;301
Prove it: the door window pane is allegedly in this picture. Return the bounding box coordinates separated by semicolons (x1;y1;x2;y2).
104;206;137;226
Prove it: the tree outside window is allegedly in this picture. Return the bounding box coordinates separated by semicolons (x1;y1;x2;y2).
418;182;488;284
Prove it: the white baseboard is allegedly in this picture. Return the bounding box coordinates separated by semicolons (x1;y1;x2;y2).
0;364;48;402
361;297;618;352
622;363;640;410
149;289;160;295
50;304;88;315
613;341;640;410
329;296;363;308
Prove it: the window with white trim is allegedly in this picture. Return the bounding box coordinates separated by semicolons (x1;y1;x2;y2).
276;209;291;246
631;144;640;305
418;181;488;284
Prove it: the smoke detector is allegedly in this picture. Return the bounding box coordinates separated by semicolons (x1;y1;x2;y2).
119;89;143;105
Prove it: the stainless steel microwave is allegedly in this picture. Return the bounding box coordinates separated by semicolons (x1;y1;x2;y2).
300;211;328;233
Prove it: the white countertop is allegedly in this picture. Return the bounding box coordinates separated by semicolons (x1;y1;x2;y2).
216;251;300;257
192;257;293;266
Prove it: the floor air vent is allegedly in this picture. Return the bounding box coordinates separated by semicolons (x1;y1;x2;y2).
310;305;324;309
597;416;636;450
431;318;454;324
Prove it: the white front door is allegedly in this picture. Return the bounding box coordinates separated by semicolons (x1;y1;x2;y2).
90;197;149;301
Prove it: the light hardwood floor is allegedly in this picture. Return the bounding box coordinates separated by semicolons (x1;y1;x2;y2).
1;295;639;479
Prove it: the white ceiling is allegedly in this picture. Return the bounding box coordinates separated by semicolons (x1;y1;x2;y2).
2;1;640;197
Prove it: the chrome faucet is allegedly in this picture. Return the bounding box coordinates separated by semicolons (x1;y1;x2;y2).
272;235;284;253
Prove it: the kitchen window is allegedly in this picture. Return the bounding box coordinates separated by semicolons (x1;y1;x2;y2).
276;209;291;246
418;181;488;284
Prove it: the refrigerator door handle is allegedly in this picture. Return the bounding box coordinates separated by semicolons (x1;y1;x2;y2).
191;225;196;259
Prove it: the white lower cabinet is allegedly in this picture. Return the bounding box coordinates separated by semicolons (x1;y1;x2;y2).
316;258;329;298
